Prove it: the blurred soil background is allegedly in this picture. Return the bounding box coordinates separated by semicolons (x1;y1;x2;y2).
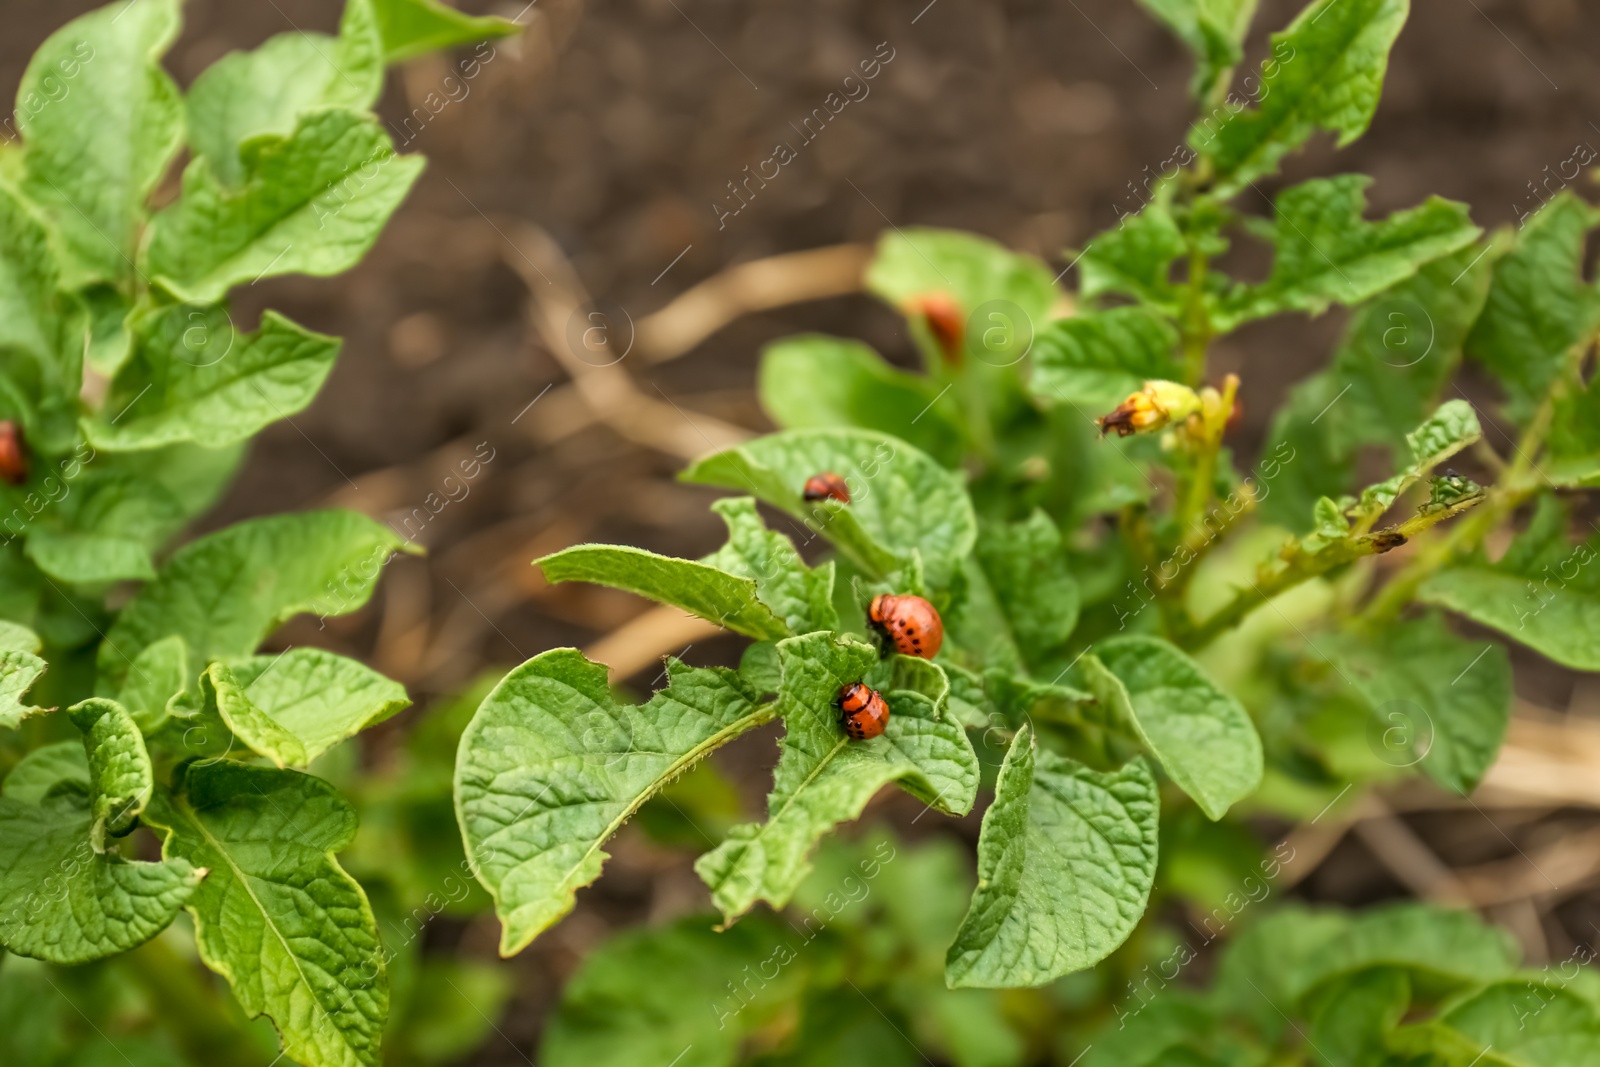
7;0;1600;1060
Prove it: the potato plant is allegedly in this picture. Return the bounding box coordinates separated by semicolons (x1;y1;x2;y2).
454;0;1600;1061
0;1;520;1065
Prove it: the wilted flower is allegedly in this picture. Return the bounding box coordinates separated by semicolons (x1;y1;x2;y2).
1098;380;1201;437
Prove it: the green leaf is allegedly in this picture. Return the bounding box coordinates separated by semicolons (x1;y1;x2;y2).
456;649;768;954
1220;176;1480;326
22;468;187;584
1353;398;1481;520
85;306;340;452
0;622;41;654
945;726;1159;988
145;761;388;1067
1321;242;1499;452
682;429;976;589
1075;203;1187;312
758;335;964;466
0;182;80;411
701;497;839;635
0;792;201;963
972;511;1080;670
101;510;417;691
695;633;977;924
2;740;88;804
1465;192;1600;421
1305;968;1410;1067
206;649;411;768
1081;636;1263;820
1419;509;1600;671
1029;306;1182;418
1547;377;1600;488
537;545;791;641
186;0;385;187
1138;0;1260;100
1258;244;1497;530
16;0;184;287
25;529;156;583
1192;0;1409;196
1427;980;1600;1067
66;697;152;846
1293;902;1516;1005
865;228;1060;348
1330;614;1511;794
116;634;194;733
147;108;426;304
0;649;48;730
372;0;521;64
541;912;821;1067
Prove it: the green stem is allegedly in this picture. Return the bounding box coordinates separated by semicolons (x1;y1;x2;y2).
1187;495;1486;649
1180;246;1213;386
1121;505;1189;639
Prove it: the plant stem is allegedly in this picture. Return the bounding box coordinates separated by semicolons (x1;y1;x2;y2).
1121;504;1190;638
1187;495;1487;649
1180;246;1212;386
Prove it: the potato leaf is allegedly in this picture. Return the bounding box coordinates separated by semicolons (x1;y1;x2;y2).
372;0;522;64
945;726;1159;988
1421;981;1600;1066
1420;504;1600;671
84;306;342;452
1305;968;1410;1067
1465;192;1600;421
1293;902;1517;1000
0;792;200;964
701;496;839;635
1029;306;1182;414
1081;636;1263;820
145;762;388;1067
1138;0;1260;100
972;511;1080;672
186;0;385;186
682;429;976;589
541;912;823;1067
16;0;184;287
695;633;977;924
1220;176;1480;325
1074;203;1187;312
100;510;417;690
455;649;770;955
147;108;425;304
758;335;964;466
1;740;88;804
0;183;79;408
1259;244;1496;530
0;649;48;730
1193;0;1408;196
66;697;152;847
206;649;411;769
0;622;41;655
115;634;195;733
1328;614;1511;794
538;545;792;641
1352;397;1481;521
